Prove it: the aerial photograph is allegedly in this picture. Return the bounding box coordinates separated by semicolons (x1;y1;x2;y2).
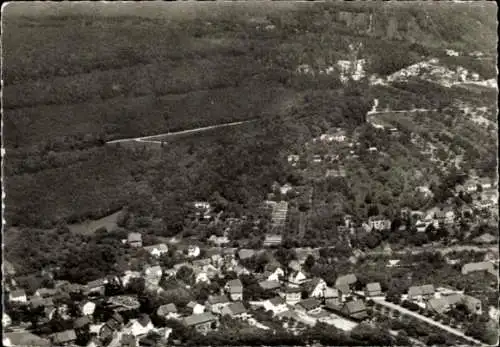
2;1;498;346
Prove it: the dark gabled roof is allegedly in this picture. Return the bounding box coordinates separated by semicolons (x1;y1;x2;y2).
224;302;247;316
297;298;321;311
344;300;366;314
207;295;229;305
269;296;285;306
303;278;325;294
281;286;302;294
226;279;243;290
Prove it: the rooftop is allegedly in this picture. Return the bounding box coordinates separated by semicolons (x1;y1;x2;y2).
183;312;217;327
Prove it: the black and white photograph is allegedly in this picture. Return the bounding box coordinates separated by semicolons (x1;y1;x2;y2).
2;1;498;346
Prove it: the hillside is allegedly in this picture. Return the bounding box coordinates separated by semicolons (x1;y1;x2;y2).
3;1;497;228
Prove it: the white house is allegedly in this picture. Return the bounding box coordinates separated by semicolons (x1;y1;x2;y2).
3;313;11;328
206;295;231;314
187;301;206;315
278;286;302;306
304;278;327;298
144;265;163;286
288;270;308;287
80;301;96;316
8;289;27;304
144;243;169;257
187;245;201;258
124;315;155;337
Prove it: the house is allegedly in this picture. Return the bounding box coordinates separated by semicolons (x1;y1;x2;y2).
278;286;302;305
461;261;495;275
80;301;96;316
143;243;169;257
263;234;283;247
221;302;248;318
427;294;482;315
288;260;303;272
208;235;230;246
84;278;108;296
478;178;492;190
335;274;357;296
187;301;205;315
225;279;244;301
157;303;179;319
8;289;27;303
265;266;285;282
183;312;218;334
280;183;293;195
342;300;368;320
238;248;256;260
365;282;383;297
187;245;201;258
121;270;142;287
74;316;92;330
303;278;327;298
195;270;211;284
144;265;162;285
324;287;341;305
259;280;281;291
436;206;455;225
127;232;142;248
368;217;391;231
260;296;289;316
296;298;322;314
100;313;124;342
51;330;77;346
288;270;308;287
124;315;155;337
3;332;51;347
34;288;57;298
408;284;435;302
206;295;230;314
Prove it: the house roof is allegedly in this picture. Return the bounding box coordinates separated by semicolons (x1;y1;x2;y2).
344;300;367;314
36;288;58;297
281;286;302;293
183;312;216;327
408;284;435;296
4;260;17;276
226;279;243;290
121;334;136;347
366;282;382;293
297;298;321;311
4;332;51;346
224;302;247;316
324;287;339;298
269;296;285;306
9;289;26;298
74;316;92;329
137;314;151;327
335;274;357;287
52;330;77;344
303;278;325;294
86;278;108;288
259;280;281;290
207;295;229;305
427;297;450;314
128;232;142;242
462;261;494;273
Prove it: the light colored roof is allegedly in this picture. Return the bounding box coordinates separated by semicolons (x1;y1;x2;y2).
462;261;494;273
4;332;51;346
128;232;142;242
238;249;256;260
9;289;26;298
144;243;168;252
183;312;216;327
226;279;243;290
157;303;177;315
259;280;281;290
366;282;382;293
335;274;357;287
408;284;434;296
324;287;339;298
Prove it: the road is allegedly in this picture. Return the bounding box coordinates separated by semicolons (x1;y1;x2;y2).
106;120;255;144
372;297;485;346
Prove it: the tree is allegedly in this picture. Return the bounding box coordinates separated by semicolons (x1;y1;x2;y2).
303;255;315;273
176;266;194;285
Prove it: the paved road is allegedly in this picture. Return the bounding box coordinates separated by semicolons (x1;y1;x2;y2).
372;297;485;346
106;120;254;144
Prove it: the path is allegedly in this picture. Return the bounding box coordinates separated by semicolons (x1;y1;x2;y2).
371;297;485;346
106;120;255;145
